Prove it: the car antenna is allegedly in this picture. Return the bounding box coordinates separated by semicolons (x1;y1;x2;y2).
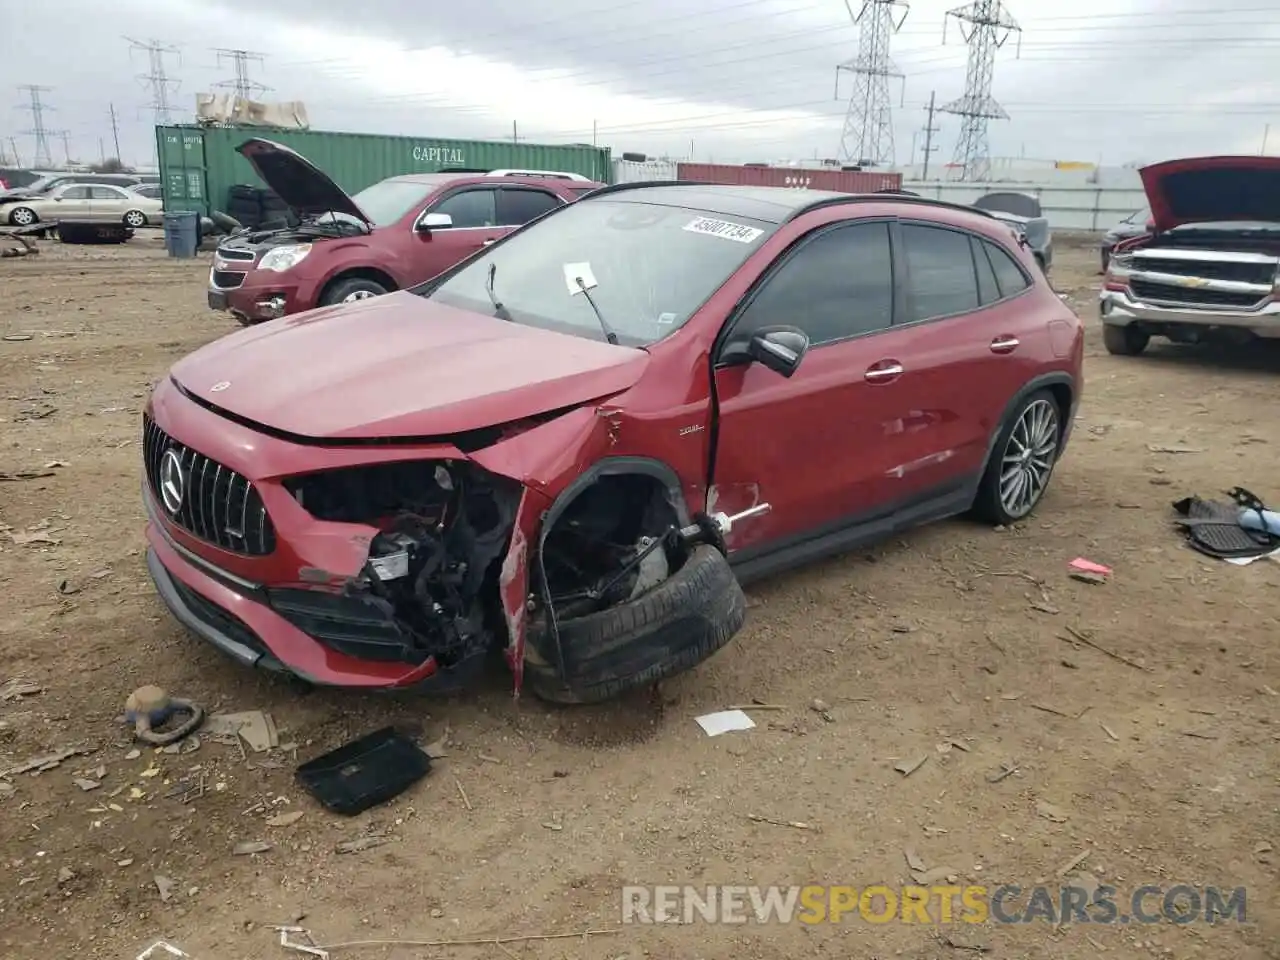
574;276;618;345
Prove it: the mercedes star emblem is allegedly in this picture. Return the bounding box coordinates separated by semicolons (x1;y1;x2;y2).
159;448;186;516
210;381;230;392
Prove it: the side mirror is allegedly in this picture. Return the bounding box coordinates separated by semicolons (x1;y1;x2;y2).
747;326;809;378
417;211;452;232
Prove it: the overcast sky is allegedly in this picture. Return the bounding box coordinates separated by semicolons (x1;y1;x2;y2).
6;0;1279;171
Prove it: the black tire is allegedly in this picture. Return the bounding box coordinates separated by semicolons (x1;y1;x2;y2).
8;206;37;226
1103;323;1149;356
320;277;390;306
972;388;1063;526
123;209;147;228
524;544;747;705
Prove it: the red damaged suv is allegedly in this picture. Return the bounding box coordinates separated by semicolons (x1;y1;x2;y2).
144;182;1082;703
207;138;602;324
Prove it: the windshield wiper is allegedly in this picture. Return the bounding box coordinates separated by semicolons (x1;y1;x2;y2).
573;277;619;345
486;262;513;321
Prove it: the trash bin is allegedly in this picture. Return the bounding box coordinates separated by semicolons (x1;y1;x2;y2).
163;211;200;259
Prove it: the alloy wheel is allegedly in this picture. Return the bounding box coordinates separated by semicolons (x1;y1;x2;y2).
998;398;1059;519
125;211;145;227
342;289;378;302
12;208;34;226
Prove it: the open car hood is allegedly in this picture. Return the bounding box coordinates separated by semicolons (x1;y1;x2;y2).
236;137;372;226
1140;156;1280;233
169;293;649;441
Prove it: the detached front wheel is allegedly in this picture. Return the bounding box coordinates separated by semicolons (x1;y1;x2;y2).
524;544;747;705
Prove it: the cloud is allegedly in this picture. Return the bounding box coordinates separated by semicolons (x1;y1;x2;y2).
5;0;1280;171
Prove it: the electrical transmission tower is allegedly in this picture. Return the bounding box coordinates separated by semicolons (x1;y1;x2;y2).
835;0;909;167
939;0;1021;182
213;49;270;101
126;37;182;125
16;85;55;168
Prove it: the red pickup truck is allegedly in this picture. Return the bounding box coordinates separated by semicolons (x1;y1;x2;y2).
207;138;603;324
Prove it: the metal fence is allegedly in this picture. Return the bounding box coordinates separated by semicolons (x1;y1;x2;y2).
903;180;1146;231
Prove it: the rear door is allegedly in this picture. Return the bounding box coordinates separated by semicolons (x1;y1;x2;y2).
89;185;129;221
413;186;502;280
496;186;563;229
877;221;1037;502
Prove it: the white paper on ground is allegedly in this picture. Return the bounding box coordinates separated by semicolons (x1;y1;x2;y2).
1224;547;1280;566
695;709;756;737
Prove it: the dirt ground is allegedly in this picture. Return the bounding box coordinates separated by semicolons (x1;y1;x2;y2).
0;232;1276;960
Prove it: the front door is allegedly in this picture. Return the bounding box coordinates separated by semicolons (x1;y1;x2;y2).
89;185;129;222
711;220;917;555
51;185;93;219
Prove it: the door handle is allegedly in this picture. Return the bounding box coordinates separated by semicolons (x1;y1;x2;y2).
864;362;904;383
990;336;1020;354
482;239;497;246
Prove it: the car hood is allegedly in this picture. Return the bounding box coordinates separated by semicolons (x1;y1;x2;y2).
169;293;649;441
1140;156;1280;232
237;137;373;227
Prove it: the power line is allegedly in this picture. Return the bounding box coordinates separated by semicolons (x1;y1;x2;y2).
836;0;909;166
108;103;122;161
53;130;73;165
213;49;270;101
16;85;55;169
939;0;1022;181
126;37;182;125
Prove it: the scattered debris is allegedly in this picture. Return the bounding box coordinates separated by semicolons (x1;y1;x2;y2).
2;746;90;777
204;710;277;752
135;940;190;959
270;925;621;959
986;760;1019;783
0;678;42;701
1035;800;1070;823
266;810;305;828
0;470;56;482
694;709;756;737
745;813;818;831
1061;625;1151;672
724;703;787;711
454;776;473;811
1147;444;1204;455
73;778;101;792
335;835;394;854
905;847;927;872
154;875;176;902
1099;722;1120;742
232;841;272;856
1056;849;1091;878
933;930;991;954
57;866;75;884
125;686;205;746
10;528;60;546
894;754;929;777
3;334;35;341
809;699;835;722
912;865;961;884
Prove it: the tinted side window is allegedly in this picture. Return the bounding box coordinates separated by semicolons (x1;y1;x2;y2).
983;239;1031;298
732;221;893;348
497;189;561;226
432;189;497;228
91;186;126;200
61;186;91;199
901;224;980;322
972;237;1001;305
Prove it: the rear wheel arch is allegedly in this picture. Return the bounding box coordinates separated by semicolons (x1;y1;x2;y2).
983;372;1074;467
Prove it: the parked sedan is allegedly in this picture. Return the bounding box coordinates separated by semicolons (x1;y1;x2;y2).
1100;207;1152;271
5;183;163;227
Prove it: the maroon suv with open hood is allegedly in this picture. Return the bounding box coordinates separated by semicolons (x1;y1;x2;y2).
207;138;602;324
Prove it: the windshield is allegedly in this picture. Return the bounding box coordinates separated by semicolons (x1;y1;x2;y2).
422;198;773;346
349;179;435;225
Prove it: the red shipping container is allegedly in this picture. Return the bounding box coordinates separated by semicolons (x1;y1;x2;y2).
675;162;902;194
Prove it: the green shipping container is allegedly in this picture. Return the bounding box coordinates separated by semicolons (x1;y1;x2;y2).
156;124;612;217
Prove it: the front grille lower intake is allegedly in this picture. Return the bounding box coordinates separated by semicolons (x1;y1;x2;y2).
143;415;277;556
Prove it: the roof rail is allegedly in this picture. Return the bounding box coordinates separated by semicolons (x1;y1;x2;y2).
784;192;996;223
576;179;699;199
487;168;592;181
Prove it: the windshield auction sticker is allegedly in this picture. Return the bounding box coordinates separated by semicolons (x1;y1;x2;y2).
683;217;764;243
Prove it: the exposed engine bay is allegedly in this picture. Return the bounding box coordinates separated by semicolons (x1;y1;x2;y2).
281;463;685;668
